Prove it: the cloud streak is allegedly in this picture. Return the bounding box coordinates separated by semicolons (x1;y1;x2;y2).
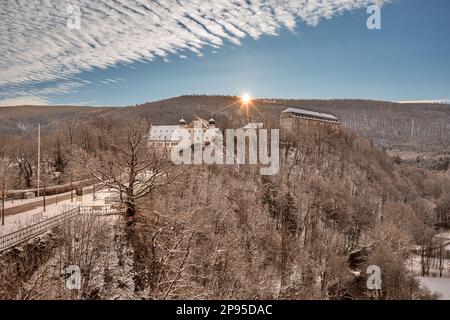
0;0;390;104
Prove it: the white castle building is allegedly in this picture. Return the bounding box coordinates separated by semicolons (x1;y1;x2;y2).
148;117;219;150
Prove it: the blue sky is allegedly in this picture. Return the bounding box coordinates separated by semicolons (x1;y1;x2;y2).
0;0;449;106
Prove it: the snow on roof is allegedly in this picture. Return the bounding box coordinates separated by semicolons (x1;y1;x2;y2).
149;117;217;141
282;107;338;121
149;125;183;141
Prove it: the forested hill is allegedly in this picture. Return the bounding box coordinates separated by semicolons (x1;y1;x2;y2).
2;95;450;153
0;105;114;134
119;95;450;153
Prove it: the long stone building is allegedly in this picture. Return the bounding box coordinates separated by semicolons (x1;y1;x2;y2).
280;107;340;139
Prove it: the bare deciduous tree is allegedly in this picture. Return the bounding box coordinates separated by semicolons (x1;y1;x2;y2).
88;123;178;219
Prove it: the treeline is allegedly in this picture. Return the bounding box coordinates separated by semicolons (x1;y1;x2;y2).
0;116;126;191
0;105;110;134
405;155;450;172
1;95;450;154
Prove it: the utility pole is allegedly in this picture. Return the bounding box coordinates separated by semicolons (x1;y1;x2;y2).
43;179;46;212
1;177;5;226
37;123;41;198
70;175;74;203
92;176;96;201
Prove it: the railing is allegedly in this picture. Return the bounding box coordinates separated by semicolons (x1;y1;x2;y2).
104;195;121;205
0;207;81;252
80;205;123;216
0;205;124;253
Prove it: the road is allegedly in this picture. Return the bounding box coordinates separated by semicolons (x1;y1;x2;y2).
3;186;96;216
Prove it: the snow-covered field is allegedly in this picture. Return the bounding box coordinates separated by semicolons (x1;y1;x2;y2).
0;189;114;236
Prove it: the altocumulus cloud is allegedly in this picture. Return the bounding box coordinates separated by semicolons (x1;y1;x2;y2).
0;0;390;105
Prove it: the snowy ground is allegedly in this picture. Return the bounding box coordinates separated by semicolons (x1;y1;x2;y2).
418;277;450;300
406;254;450;278
407;251;450;300
0;189;114;236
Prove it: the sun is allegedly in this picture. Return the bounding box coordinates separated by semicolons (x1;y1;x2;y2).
241;93;252;104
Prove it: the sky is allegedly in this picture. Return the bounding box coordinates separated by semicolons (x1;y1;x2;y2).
0;0;449;107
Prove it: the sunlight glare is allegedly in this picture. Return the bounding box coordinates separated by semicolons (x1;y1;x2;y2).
241;93;251;104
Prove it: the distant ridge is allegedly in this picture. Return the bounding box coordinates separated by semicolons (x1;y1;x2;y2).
395;100;450;104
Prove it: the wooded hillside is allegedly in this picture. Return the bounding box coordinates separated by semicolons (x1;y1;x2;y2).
3;95;448;153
